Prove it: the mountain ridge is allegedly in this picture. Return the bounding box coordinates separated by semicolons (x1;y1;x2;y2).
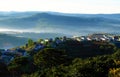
0;12;120;35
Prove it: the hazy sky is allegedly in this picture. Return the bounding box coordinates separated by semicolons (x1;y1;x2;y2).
0;0;120;14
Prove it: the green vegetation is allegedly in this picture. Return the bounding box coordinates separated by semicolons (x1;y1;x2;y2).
8;57;35;75
27;39;34;47
0;37;120;77
34;48;68;68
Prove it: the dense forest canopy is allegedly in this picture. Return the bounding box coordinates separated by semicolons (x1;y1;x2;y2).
0;36;120;77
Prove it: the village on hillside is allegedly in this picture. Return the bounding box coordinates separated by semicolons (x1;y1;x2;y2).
0;33;120;65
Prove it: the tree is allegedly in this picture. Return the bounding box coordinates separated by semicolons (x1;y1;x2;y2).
28;39;34;47
8;56;35;76
34;48;68;69
112;49;120;60
109;68;120;77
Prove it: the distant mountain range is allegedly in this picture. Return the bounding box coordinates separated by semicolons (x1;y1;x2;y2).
0;11;120;49
0;12;120;35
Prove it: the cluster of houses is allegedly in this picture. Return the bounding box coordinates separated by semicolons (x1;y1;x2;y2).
73;33;120;48
73;33;120;42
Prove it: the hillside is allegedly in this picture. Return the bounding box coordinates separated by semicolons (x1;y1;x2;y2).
0;35;120;77
0;34;28;49
0;12;120;35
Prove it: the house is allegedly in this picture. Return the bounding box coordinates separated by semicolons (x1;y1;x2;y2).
100;38;106;41
114;36;120;41
76;38;81;41
86;37;92;41
44;39;49;42
88;33;110;41
72;36;81;42
34;44;44;51
15;48;28;56
55;39;62;44
80;36;88;41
